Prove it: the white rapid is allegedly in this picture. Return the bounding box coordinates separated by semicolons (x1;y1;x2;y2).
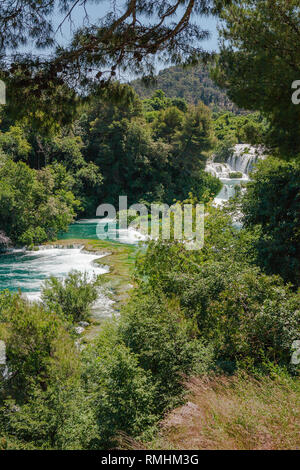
227;144;265;174
0;219;147;322
0;247;109;302
206;144;265;205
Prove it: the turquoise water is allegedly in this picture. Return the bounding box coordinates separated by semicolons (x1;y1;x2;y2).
0;218;145;299
0;247;108;299
59;218;104;240
59;218;146;244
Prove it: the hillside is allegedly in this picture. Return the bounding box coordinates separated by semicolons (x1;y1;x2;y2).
131;65;239;112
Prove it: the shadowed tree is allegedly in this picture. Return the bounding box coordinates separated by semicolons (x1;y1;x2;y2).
213;0;300;158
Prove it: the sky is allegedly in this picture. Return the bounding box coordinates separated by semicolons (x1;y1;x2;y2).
52;1;219;53
20;1;219;78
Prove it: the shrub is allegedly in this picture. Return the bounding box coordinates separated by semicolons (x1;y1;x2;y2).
135;232;299;369
176;263;300;367
0;381;99;450
0;293;77;400
205;271;299;366
82;324;157;447
229;172;243;179
42;270;98;323
119;292;215;409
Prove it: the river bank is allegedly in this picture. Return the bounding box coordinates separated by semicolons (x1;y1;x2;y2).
45;238;140;339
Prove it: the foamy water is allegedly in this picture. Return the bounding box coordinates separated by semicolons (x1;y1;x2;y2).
0;247;109;301
206;144;265;206
0;218;148;322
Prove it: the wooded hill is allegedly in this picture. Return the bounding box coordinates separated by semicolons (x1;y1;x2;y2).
131;65;239;113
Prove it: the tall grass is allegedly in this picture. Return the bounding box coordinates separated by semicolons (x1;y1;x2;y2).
152;372;300;450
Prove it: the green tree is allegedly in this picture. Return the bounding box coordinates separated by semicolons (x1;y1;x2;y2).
167;102;216;198
0;160;79;245
119;293;214;409
82;325;157;447
42;271;98;323
242;158;300;285
0;126;31;161
213;0;300;158
153;106;184;143
175;102;216;170
0;292;78;400
0;381;99;450
41;134;103;215
143;90;171;112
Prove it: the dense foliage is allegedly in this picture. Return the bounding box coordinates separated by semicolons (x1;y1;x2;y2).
0;1;300;451
242;158;300;285
0;159;79;245
132;65;237;112
212;111;268;145
0;85;222;246
213;0;300;158
80;88;220;205
0;202;299;449
135;208;300;368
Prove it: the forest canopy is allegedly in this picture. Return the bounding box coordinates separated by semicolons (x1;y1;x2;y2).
131;64;238;112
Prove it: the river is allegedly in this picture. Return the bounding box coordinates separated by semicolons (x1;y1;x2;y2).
0;219;144;302
0;144;263;301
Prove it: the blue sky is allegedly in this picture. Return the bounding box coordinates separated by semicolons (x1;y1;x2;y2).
18;2;219;78
52;1;219;53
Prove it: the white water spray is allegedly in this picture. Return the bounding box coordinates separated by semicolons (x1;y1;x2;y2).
206;144;265;205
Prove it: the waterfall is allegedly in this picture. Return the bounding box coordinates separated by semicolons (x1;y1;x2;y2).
205;162;233;179
205;144;265;205
227;144;265;175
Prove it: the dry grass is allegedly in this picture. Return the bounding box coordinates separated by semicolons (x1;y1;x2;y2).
151;373;300;450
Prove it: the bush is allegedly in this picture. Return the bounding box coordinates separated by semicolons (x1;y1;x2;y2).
0;381;99;450
134;218;299;369
42;270;98;323
82;324;157;447
0;293;78;400
229;172;243;179
202;269;300;366
242;158;300;285
119;292;215;409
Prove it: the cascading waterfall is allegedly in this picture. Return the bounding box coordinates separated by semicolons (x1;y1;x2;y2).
227;144;265;174
205;144;265;205
205;162;234;179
